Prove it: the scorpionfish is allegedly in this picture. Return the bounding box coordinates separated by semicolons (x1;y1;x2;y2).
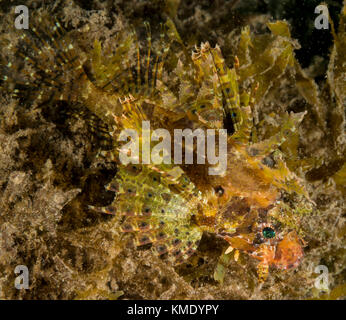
0;12;312;282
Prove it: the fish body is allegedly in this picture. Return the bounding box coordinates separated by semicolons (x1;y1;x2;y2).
0;14;312;281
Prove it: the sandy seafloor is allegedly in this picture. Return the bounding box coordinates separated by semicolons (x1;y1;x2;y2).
0;0;345;299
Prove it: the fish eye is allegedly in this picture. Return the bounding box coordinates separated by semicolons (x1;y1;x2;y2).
262;227;275;239
215;186;224;197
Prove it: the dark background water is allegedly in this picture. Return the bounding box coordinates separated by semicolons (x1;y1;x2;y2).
0;0;343;72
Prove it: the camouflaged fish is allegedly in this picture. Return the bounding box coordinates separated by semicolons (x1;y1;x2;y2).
0;13;313;282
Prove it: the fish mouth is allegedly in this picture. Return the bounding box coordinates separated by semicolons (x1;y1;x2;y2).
220;230;304;270
272;231;304;269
